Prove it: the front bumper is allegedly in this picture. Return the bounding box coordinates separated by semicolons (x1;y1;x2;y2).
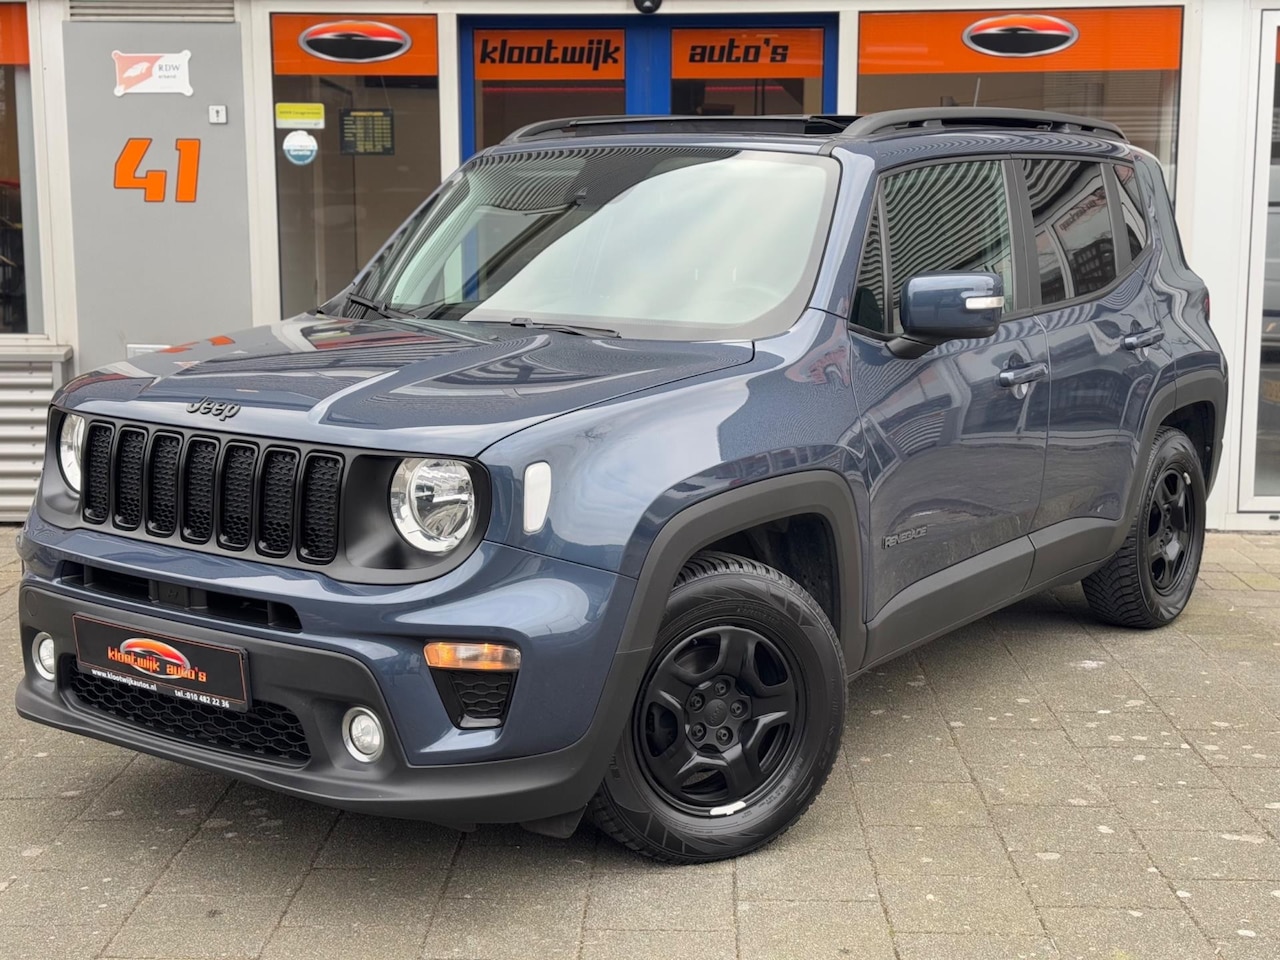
14;518;651;827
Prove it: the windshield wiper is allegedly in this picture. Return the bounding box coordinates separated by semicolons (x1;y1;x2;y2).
346;293;412;320
506;317;620;338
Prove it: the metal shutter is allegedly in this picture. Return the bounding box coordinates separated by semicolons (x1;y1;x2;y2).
68;1;235;21
0;361;59;522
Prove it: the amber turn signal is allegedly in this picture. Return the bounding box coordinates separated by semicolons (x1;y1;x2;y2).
424;641;521;671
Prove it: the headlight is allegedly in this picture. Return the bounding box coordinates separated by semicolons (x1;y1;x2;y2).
389;458;476;554
58;414;86;494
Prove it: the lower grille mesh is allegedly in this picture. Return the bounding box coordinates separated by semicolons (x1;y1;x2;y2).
66;662;311;764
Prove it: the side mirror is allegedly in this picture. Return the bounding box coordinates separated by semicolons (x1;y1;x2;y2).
888;272;1004;358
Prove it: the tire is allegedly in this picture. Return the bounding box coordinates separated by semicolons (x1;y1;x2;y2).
590;551;846;863
1082;427;1206;628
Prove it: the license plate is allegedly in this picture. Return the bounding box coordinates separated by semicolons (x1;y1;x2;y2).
73;615;250;712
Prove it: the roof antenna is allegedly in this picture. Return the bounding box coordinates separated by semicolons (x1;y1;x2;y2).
972;77;982;107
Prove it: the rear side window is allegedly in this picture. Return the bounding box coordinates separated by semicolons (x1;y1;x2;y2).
852;202;887;333
1021;159;1118;304
1114;164;1149;262
883;160;1017;325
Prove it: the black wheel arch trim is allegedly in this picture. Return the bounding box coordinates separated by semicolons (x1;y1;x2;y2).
621;470;865;674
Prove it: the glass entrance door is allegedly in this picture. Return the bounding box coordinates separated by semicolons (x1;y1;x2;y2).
460;17;836;155
1242;17;1280;510
270;13;442;317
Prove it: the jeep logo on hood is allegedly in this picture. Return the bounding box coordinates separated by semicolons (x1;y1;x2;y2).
299;20;412;64
962;14;1079;58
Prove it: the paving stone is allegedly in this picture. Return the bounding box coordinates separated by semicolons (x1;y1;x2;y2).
261;924;427;960
444;839;592;901
283;868;443;926
1011;851;1179;908
970;763;1110;807
1039;906;1218;960
586;862;734;930
1058;710;1188;749
0;751;131;799
0;869;148;925
736;840;878;902
991;805;1140;854
0;797;89;842
580;929;737;960
78;755;229;821
1178;880;1280;943
953;728;1083;768
103;893;290;959
423;897;584;959
0;925;115;960
738;900;893;960
855;781;988;826
936;697;1058;729
1198;768;1280;809
1190;730;1280;767
1139;830;1280;881
1110;786;1260;832
313;813;460;868
31;817;193;879
1083;744;1221;789
894;932;1061;960
156;837;317;897
866;825;1015;877
880;876;1040;933
845;738;971;783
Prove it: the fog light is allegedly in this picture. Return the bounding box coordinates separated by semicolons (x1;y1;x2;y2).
33;632;56;681
341;707;384;763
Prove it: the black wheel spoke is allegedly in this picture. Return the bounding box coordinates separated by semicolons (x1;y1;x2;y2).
644;670;691;724
713;743;762;797
646;738;702;794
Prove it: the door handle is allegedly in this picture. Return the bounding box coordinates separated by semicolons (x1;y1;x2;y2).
998;362;1049;388
1123;328;1165;351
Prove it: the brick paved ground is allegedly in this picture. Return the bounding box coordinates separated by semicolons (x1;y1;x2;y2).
1;530;1279;959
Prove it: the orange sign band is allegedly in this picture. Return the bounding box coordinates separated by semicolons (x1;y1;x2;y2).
672;28;824;80
859;7;1182;75
474;30;625;81
0;4;29;66
272;14;438;77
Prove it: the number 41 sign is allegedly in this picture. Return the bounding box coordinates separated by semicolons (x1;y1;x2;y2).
114;138;201;203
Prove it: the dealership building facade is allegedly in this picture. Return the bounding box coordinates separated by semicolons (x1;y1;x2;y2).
0;0;1274;530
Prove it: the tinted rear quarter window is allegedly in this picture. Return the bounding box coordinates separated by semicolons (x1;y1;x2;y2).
1114;164;1149;262
852;200;887;333
1021;159;1118;304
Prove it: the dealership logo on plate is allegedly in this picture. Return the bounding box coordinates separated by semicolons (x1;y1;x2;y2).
298;20;412;64
962;15;1079;58
111;638;193;677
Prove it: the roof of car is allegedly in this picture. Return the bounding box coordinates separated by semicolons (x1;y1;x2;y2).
494;108;1134;165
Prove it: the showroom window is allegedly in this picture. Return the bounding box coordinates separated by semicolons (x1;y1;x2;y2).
0;2;34;334
271;14;441;318
858;8;1182;181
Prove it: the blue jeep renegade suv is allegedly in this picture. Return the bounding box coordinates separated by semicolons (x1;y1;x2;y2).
16;109;1226;862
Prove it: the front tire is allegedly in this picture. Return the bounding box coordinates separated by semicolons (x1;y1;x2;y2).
590;552;845;863
1082;427;1206;628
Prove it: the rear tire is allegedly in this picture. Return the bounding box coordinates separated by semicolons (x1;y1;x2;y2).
1082;427;1206;628
590;552;845;863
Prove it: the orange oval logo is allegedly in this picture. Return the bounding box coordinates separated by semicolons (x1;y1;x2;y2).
299;20;412;64
119;637;191;675
962;14;1079;58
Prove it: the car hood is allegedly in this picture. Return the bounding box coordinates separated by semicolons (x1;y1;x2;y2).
56;316;754;456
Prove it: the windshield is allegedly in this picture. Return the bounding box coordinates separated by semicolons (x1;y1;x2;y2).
357;146;838;339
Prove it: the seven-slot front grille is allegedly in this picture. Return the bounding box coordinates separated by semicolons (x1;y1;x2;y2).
80;422;343;565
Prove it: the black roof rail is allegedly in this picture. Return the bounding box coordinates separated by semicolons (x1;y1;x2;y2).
841;107;1127;142
502;114;860;144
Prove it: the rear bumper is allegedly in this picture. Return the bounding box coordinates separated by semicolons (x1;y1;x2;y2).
16;584;649;826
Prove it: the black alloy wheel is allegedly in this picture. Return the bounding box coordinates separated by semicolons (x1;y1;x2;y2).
635;624;802;815
1146;465;1196;595
1083;427;1207;628
591;552;845;863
